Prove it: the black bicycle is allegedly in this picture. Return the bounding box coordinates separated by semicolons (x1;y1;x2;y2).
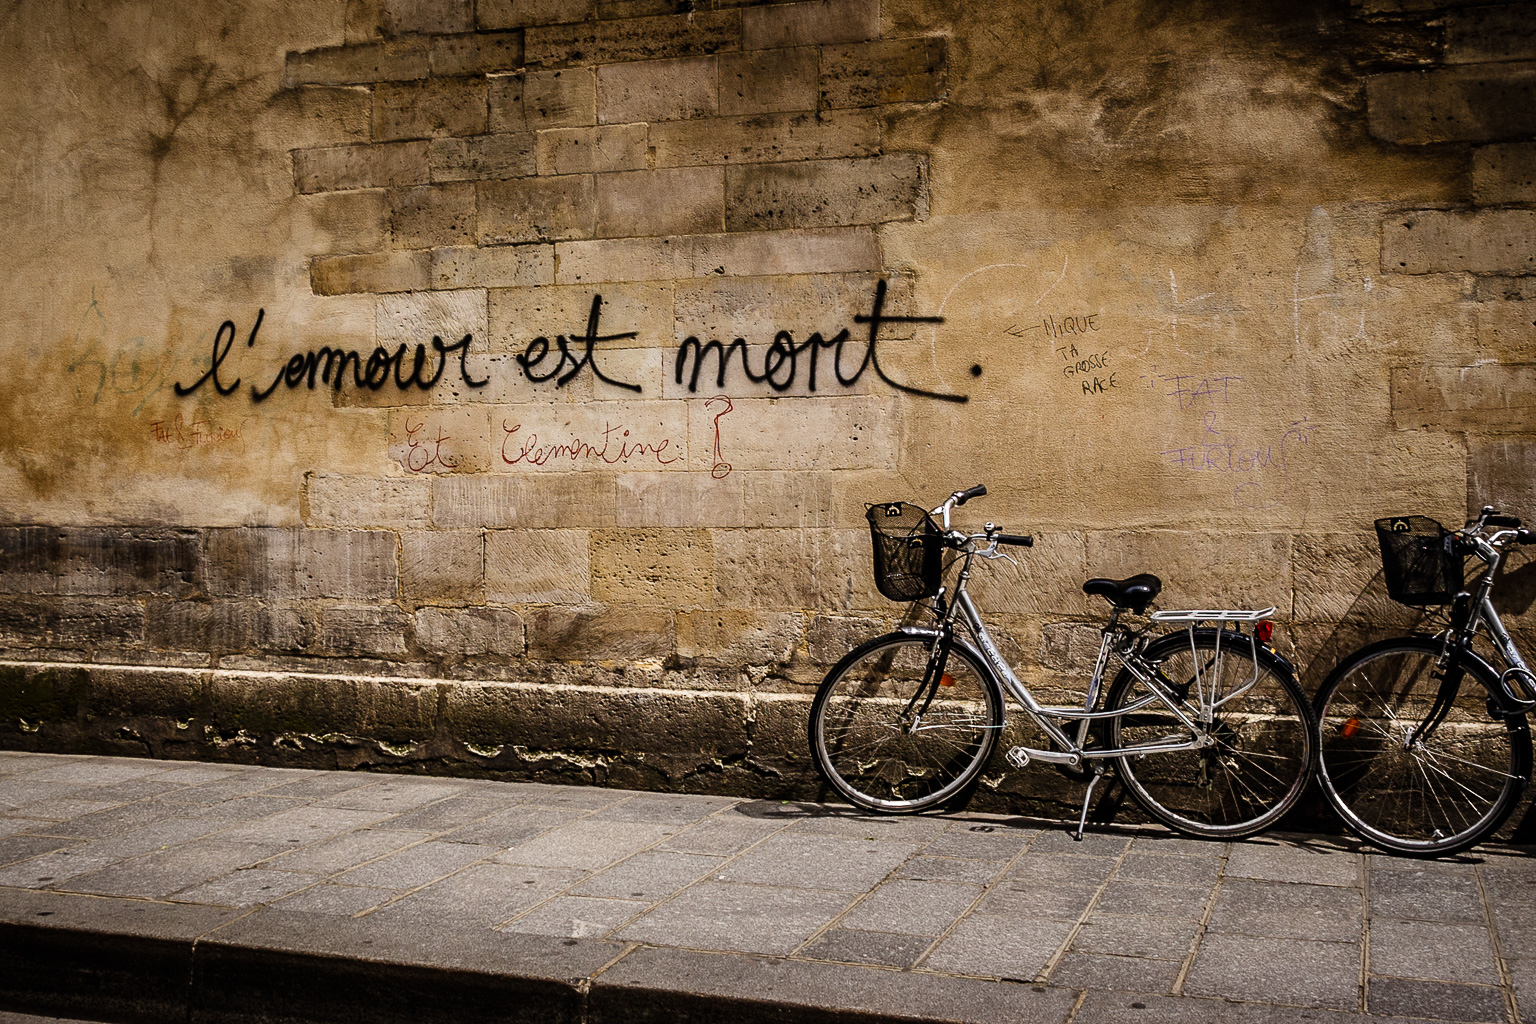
1313;506;1536;856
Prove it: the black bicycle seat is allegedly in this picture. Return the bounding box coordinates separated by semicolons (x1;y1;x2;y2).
1082;573;1163;613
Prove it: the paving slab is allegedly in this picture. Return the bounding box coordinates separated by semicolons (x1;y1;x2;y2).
0;752;1534;1024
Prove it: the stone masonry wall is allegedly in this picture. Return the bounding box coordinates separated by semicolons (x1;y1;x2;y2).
0;0;1533;820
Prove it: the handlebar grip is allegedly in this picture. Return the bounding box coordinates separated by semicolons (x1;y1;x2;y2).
1519;529;1536;546
1488;514;1523;529
996;534;1033;547
955;484;988;506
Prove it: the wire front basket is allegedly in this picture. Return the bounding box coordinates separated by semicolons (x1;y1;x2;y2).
866;502;943;602
1375;515;1462;607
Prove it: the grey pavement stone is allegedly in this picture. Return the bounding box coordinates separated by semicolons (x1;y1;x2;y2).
1074;990;1421;1022
261;827;426;875
570;850;723;899
63;840;289;899
923;825;1038;859
595;793;740;823
1049;951;1184;992
0;848;122;887
22;801;181;839
0;834;81;867
502;781;630;810
1029;829;1133;857
1507;957;1536;1024
1093;881;1211;918
209;805;389;845
261;773;380;800
146;765;247;785
440;804;585;846
20;760;168;785
615;880;855;955
896;855;1007;884
14;798;129;821
716;832;921;891
270;882;398;916
1369;919;1501;985
71;779;186;803
172;868;316;907
656;815;785;855
975;879;1098;919
1224;838;1362;887
368;862;586;927
838;878;982;936
501;894;649;937
1127;835;1228;857
0;780;83;811
799;928;933;968
1371;867;1485;923
333;839;493;888
786;812;951;843
1115;852;1222;887
1007;851;1117;888
1368;977;1507;1022
0;816;51;838
1183;933;1361;1008
1073;914;1202;960
497;820;675;870
318;778;469;813
155;771;293;805
376;794;508;831
1206;878;1364;942
921;913;1075;980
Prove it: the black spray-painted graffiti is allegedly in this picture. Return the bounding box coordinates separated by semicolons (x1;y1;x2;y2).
175;281;970;404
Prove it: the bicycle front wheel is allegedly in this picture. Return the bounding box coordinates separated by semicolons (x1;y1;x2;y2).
1105;629;1317;839
809;632;1004;814
1315;637;1531;857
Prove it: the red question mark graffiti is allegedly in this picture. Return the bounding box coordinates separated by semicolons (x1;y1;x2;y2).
706;395;732;479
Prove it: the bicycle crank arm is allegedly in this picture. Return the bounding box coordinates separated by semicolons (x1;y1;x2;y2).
1006;746;1081;768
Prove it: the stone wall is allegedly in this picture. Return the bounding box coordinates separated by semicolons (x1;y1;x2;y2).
0;0;1533;819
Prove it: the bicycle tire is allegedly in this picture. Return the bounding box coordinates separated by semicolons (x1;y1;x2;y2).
1104;629;1317;839
1314;636;1531;857
809;631;1004;814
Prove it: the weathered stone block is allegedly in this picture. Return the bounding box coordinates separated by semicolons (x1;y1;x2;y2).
590;529;713;604
206;529;398;600
431;244;556;289
84;665;211;723
388;182;476;248
1476;299;1536;361
433;474;618;528
525;604;673;661
596;167;724;239
377;288;489;356
429;30;524;75
1292;533;1382;625
713;528;874;611
305;474;432;529
57;599;148;648
207;672;437;744
414;605;525;658
1081;530;1293;615
802;613;897;667
820;37;948;108
555;226;878;284
0;662;92;724
1392;363;1536;432
400;530;484;601
650;109;878;167
318;604;412;656
617;472;744;527
491;69;598;133
0;528;202;598
478;0;595;31
535;124;647;175
294;141;431;194
477;175;596;244
285;40;430;87
1382;209;1536;275
1474;142;1536;204
740;469;905;529
597;56;717;124
485;528;591;602
966;531;1092;619
725;154;927;230
385;0;474;35
718;47;818;115
742;0;877;49
1369;63;1536;144
387;407;495;474
675;609;802;665
430;133;537;182
684;394;895;473
669;272;916;351
524;10;740;67
145;600;311;655
488;281;673;354
1448;4;1536;64
312;251;432;295
373;79;490;141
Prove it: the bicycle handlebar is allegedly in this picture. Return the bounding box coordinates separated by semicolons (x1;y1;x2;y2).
953;484;988;506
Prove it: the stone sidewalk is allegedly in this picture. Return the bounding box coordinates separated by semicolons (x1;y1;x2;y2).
1;751;1533;1024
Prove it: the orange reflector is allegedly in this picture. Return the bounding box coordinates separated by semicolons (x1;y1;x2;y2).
939;674;957;687
1255;620;1274;645
1340;717;1360;738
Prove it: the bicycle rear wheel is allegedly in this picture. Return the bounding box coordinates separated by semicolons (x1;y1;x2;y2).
809;631;1004;813
1104;629;1316;839
1315;637;1531;857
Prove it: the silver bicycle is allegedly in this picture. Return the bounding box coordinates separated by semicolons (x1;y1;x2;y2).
1314;506;1536;857
808;485;1318;840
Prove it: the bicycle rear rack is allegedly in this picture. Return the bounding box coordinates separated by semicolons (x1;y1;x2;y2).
1148;607;1275;711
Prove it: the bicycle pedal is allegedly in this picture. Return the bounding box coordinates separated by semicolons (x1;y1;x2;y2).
1006;746;1031;768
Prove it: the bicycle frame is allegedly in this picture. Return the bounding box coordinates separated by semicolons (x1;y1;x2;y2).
1442;529;1536;710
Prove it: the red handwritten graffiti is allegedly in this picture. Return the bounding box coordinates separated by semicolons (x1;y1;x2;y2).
706;395;732;479
500;421;681;467
402;418;459;473
148;414;244;450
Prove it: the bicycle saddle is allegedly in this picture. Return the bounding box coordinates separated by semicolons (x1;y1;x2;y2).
1082;573;1162;613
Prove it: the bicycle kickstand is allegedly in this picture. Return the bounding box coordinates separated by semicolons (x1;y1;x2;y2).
1072;765;1107;842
